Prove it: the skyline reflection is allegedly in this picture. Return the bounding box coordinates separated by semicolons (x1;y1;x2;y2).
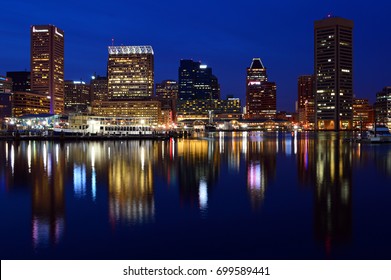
1;133;391;259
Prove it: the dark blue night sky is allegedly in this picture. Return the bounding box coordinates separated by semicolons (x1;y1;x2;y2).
1;0;390;111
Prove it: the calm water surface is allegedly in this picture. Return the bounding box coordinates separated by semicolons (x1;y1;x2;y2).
1;132;391;259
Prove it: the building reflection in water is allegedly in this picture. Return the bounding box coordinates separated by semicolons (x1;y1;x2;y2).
245;132;277;209
296;133;352;255
31;142;65;248
1;131;376;256
107;142;155;226
175;139;219;211
296;132;316;188
152;134;232;213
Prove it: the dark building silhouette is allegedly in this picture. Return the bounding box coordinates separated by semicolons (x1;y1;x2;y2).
314;16;354;130
6;71;31;92
0;92;12;119
178;59;220;101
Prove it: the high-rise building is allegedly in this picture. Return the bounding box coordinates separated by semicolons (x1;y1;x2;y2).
90;75;108;102
297;75;315;128
178;59;220;101
314;16;353;130
31;25;64;115
64;80;91;113
178;59;199;101
245;58;276;119
107;45;154;100
6;71;31;92
375;86;391;128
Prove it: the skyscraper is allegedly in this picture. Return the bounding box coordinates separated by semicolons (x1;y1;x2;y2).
31;25;64;115
245;58;276;119
314;16;353;130
297;75;315;128
178;59;220;101
107;45;154;100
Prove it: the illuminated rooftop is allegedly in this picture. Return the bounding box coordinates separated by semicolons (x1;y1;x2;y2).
108;45;154;55
250;58;265;69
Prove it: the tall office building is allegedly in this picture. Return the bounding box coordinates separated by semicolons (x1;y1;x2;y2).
178;59;220;101
6;71;31;92
297;75;315;127
107;45;154;100
31;25;64;115
245;58;276;119
314;16;353;130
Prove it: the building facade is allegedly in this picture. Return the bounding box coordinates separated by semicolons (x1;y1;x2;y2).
156;80;178;123
64;81;91;113
90;75;108;102
31;25;64;115
6;71;31;92
91;99;161;125
352;98;373;129
107;46;154;100
0;76;13;93
297;75;315;128
245;58;276;119
12;91;50;117
176;97;241;122
375;87;391;128
314;16;354;130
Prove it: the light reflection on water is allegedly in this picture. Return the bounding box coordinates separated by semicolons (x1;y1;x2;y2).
1;132;391;259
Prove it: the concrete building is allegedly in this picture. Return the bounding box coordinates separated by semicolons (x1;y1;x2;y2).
314;16;353;130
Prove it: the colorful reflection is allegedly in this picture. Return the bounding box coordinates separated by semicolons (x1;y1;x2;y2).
107;142;154;226
1;131;391;259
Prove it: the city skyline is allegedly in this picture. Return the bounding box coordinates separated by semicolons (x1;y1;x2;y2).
1;0;390;112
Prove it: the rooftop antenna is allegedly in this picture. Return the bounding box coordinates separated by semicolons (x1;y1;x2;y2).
111;38;114;46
